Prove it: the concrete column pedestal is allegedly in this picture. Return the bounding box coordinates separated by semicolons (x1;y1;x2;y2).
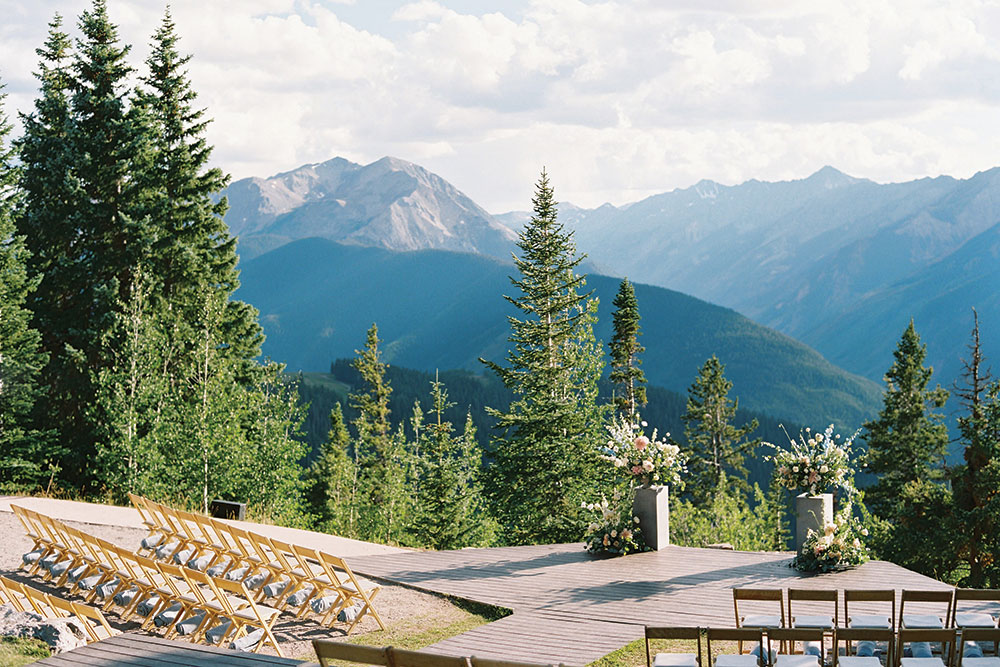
795;492;833;554
633;484;669;550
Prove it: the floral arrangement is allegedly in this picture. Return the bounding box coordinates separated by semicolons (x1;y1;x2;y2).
769;424;855;496
601;413;684;487
791;504;870;572
582;491;647;556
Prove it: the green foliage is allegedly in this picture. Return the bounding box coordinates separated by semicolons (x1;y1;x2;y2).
482;170;609;545
670;477;787;551
0;78;52;493
681;356;760;505
305;403;357;536
609;277;647;419
410;378;490;549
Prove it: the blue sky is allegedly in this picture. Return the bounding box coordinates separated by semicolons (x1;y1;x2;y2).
3;0;1000;211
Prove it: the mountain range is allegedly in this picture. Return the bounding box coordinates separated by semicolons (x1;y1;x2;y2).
235;238;881;429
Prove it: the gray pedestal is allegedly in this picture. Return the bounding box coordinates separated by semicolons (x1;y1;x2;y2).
795;493;833;554
633;484;669;550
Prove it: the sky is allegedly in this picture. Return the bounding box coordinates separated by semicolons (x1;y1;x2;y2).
3;0;1000;212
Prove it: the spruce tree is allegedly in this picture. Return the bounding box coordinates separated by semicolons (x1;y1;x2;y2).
863;320;950;516
482;170;607;545
952;310;999;586
681;355;759;505
305;403;357;536
609;277;647;419
0;79;51;492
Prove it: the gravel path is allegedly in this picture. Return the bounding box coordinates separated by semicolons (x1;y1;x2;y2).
0;508;471;662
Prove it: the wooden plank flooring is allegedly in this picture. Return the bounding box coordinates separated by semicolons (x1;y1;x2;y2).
350;543;952;666
33;633;314;666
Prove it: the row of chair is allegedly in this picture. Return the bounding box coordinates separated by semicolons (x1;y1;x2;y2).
312;639;567;667
0;575;119;644
733;588;999;632
12;504;285;655
127;493;385;634
644;625;1000;667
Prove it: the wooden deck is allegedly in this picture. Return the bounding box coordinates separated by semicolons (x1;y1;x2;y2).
349;543;952;666
33;633;316;666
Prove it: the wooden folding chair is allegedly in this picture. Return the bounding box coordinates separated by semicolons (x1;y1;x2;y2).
128;492;168;552
767;627;826;667
951;590;1000;629
895;628;956;667
644;626;702;667
707;627;765;667
10;505;54;573
0;576;32;613
735;589;786;628
20;580;58;617
46;595;119;643
834;627;895;667
957;627;1000;667
312;640;393;666
900;591;954;629
171;566;231;643
289;543;343;618
212;575;284;656
146;560;201;636
788;589;838;630
317;551;386;632
258;534;313;611
469;658;557;667
845;590;896;630
389;647;472;667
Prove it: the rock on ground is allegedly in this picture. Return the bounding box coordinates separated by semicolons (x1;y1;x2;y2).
0;603;87;653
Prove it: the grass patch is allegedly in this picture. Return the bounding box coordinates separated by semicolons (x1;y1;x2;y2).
0;636;51;667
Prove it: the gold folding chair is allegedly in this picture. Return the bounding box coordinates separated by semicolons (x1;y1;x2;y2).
211;575;284;656
0;576;32;613
895;628;956;667
289;543;343;618
389;647;472;667
833;627;894;667
151;560;204;639
10;505;54;573
46;595;119;643
317;551;386;632
644;626;702;667
900;591;954;630
706;627;766;667
312;640;393;666
20;581;58;617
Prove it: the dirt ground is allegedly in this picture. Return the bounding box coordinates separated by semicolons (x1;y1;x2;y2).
0;511;473;662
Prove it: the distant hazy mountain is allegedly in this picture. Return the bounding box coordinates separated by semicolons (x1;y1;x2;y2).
221;156;518;260
237;238;882;429
544;166;1000;384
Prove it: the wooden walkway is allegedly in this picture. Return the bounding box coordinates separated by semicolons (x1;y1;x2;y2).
349;543;951;666
32;633;316;666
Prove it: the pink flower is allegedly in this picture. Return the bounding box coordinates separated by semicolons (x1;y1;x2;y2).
635;435;650;451
808;470;819;484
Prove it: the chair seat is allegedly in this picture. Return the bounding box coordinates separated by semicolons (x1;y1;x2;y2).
902;614;944;628
716;655;761;667
234;604;280;622
839;657;882;667
962;659;1000;667
775;655;820;667
654;652;698;667
956;613;997;628
742;614;782;627
849;615;893;629
793;615;834;628
900;659;945;667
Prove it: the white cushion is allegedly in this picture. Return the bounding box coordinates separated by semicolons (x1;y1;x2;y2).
716;655;761;667
849;614;893;629
902;614;944;628
776;655;820;667
957;613;997;628
742;614;782;627
794;615;834;628
839;657;883;667
901;659;945;667
962;659;1000;667
654;653;698;667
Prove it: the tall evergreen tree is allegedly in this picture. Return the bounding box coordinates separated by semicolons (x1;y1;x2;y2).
482;170;607;545
305;403;357;536
863;320;950;516
609;277;646;419
951;310;999;586
682;355;759;505
0;79;51;492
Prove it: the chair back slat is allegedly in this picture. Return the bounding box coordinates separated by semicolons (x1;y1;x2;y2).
312;640;392;666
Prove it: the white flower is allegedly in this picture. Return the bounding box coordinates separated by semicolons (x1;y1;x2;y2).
611;530;618;538
642;460;654;472
633;516;640;524
861;528;869;536
588;522;600;533
641;421;648;427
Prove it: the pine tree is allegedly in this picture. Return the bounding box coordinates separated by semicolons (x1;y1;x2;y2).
305;403;357;536
952;310;998;586
682;355;759;505
609;277;647;419
482;170;608;545
411;375;485;550
350;324;407;544
863;320;950;516
0;78;51;492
